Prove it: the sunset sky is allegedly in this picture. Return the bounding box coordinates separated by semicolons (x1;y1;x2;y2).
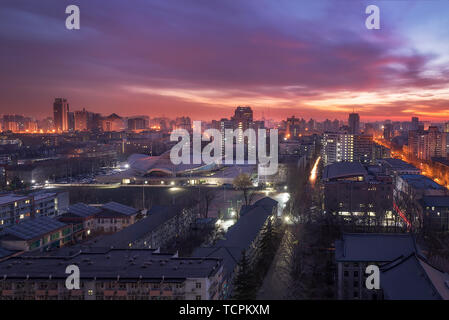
1;0;449;121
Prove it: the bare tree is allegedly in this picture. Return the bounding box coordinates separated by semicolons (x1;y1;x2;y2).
202;188;216;218
233;173;254;206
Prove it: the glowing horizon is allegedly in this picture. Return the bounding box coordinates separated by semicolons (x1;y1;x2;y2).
2;0;449;122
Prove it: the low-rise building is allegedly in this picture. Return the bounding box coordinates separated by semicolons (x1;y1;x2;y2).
0;194;32;229
395;174;447;200
379;158;420;176
0;192;69;230
31;191;69;218
381;253;449;300
94;202;138;233
91;205;196;249
394;174;448;229
0;216;72;251
58;203;102;240
0;248;223;300
323;162;394;226
335;233;418;300
418;196;449;232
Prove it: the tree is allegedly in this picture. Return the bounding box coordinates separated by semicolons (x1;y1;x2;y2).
7;176;26;191
233;173;254;206
232;250;257;299
202;189;216;218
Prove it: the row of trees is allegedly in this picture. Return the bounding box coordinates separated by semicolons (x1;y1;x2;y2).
232;221;283;299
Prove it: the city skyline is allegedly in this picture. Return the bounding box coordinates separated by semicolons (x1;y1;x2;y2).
1;1;449;121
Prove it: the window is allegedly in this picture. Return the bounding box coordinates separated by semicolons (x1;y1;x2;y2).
196;295;202;300
88;290;93;296
196;283;201;289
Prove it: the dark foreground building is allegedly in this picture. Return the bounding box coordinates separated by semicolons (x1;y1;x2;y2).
0;248;223;300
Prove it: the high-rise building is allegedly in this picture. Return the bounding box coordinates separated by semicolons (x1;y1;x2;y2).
322;132;354;165
354;134;374;164
383;123;393;141
101;113;125;132
411;117;419;131
408;126;446;161
322;132;374;165
127;116;149;131
53;98;69;132
285;116;302;138
218;118;234;157
444;121;449;133
67;112;75;131
232;106;253;143
74;108;89;131
348;113;360;134
174;116;191;131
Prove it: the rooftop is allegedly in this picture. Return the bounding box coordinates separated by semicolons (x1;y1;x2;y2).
66;203;102;218
381;254;449;300
0;217;68;241
32;192;57;201
420;196;449;208
91;205;183;248
399;174;446;191
323;162;367;181
0;248;222;280
381;158;419;171
335;233;418;262
0;194;30;206
101;202;138;216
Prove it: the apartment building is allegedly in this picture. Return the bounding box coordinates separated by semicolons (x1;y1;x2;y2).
58;203;102;240
418;196;449;232
0;248;223;300
0;194;32;229
323;162;394;226
94;202;138;234
0;216;72;251
335;233;418;300
0;192;69;230
92;205;196;249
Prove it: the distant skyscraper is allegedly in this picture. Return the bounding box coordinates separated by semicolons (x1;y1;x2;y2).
348;113;360;134
411;117;419;131
53;98;69;132
232;106;253;143
74;108;89;131
408;126;446;161
383;123;393;141
68;112;75;131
